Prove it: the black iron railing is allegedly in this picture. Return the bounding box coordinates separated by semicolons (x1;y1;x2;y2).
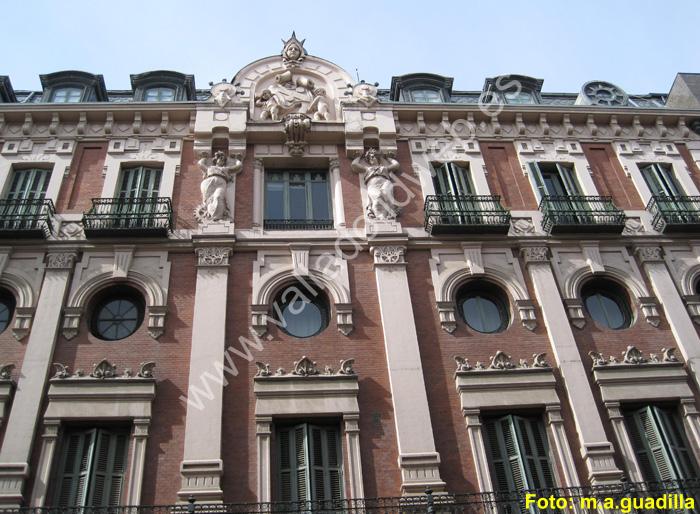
539;195;626;234
0;199;54;238
82;198;173;237
424;195;511;235
11;480;700;514
647;195;700;233
264;219;334;231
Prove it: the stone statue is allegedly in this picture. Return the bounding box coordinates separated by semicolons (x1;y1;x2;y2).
344;81;379;108
195;151;242;222
351;148;401;220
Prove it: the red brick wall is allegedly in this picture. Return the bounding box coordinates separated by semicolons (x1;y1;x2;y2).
221;251;402;501
337;146;365;228
57;142;107;213
393;141;426;228
26;252;196;504
406;249;589;489
172;141;200;230
233;146;255;230
582;143;644;209
480;142;538;210
678;143;700;192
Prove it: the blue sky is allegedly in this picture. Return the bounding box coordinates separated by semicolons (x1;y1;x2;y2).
2;0;698;94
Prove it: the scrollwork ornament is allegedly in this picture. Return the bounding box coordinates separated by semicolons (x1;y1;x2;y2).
0;363;14;380
46;252;76;269
255;362;272;377
91;359;118;379
532;353;549;368
53;363;70;378
635;246;663;263
521;246;549;264
196;247;231;267
372;245;405;265
489;351;515;370
137;361;156;378
338;358;355;375
589;351;608;367
292;356;319;377
454;356;472;372
662;347;678;362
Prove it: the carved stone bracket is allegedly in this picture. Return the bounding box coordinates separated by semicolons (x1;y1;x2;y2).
639;296;661;327
437;301;457;333
284;113;312;156
12;306;34;340
454;352;550;373
564;298;586;329
255;356;355;378
684;294;700;325
516;300;537;331
336;303;353;336
196;247;232;267
589;346;678;368
147;305;167;339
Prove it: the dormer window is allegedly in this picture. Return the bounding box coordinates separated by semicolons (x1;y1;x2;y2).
131;71;195;102
144;87;176;102
410;89;442;103
51;87;83;103
504;90;535;105
482;75;543;105
40;71;107;103
389;73;453;103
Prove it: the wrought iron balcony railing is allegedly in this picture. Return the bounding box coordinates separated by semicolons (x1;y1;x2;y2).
539;195;626;234
82;197;173;237
424;195;511;235
264;219;334;231
0;198;55;238
647;195;700;233
11;480;700;514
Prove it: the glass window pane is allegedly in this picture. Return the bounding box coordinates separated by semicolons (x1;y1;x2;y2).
504;91;534;104
52;87;82;103
311;181;329;220
265;182;284;219
460;289;507;334
583;282;630;330
412;89;442;103
282;299;323;338
289;183;307;220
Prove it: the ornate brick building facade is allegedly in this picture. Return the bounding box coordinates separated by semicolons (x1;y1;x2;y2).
0;34;700;509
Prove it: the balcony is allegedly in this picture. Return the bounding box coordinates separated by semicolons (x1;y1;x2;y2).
424;195;511;235
540;195;626;234
648;195;700;233
264;219;334;231
82;197;173;237
0;199;54;238
7;480;700;514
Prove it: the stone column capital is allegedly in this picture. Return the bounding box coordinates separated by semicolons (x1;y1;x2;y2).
371;245;406;266
45;251;78;269
635;246;664;263
195;247;232;267
520;245;549;265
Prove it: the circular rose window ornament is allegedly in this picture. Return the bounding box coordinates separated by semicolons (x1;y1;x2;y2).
576;80;628;106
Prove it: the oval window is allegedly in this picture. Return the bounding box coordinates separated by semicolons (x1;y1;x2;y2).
0;289;15;334
582;279;631;330
90;286;145;341
457;281;509;333
275;283;329;338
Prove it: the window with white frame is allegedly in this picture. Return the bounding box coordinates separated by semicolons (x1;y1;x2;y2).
528;162;582;199
639;163;685;198
117;166;162;200
276;421;343;504
410;89;442;103
52;426;130;507
51;87;83;103
264;170;332;230
482;413;556;493
5;168;51;201
624;405;699;482
431;162;474;196
143;87;176;102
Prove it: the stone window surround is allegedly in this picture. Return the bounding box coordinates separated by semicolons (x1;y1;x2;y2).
29;377;155;507
0;141;75;206
0;379;13;427
0;249;43;341
455;367;580;491
102;138;181;200
593;362;700;483
253;375;364;502
612;141;698;208
251;151;346;231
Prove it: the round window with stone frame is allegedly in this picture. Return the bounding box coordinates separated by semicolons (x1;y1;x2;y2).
0;289;15;334
457;280;510;334
581;278;632;330
273;282;330;338
89;285;146;341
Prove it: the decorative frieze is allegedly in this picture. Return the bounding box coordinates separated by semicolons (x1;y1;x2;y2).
45;252;77;269
521;246;549;264
635;246;664;263
371;245;405;265
52;360;156;380
255;356;355;378
453;351;550;373
589;346;678;368
196;247;231;267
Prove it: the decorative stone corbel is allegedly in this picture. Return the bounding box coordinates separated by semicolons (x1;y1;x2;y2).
251;304;269;337
147;305;167;339
437;301;457;334
683;294;700;325
462;244;484;275
335;303;353;336
112;246;134;278
564;298;586;329
639;296;661;327
12;306;35;341
284;113;312;156
516;299;537;331
582;244;605;274
62;306;82;340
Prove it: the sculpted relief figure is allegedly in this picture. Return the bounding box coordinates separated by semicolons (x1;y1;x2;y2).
195;151;242;222
352;148;401;220
254;33;332;122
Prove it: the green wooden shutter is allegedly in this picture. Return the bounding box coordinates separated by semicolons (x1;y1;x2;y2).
117;166;162;199
557;164;582;196
484;415;556;492
87;429;129;507
309;425;343;502
641;164;684;197
277;424;310;503
528;162;548;203
654;407;698;480
55;429;97;507
432;163;474;196
6;168;51;201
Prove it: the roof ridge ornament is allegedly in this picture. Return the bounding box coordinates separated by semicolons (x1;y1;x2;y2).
281;31;307;69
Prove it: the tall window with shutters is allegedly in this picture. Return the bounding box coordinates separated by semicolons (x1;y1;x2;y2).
114;165;163;228
1;168;52;230
528;162;582;200
276;423;343;505
52;427;129;507
625;405;699;483
483;414;556;494
640;163;685;198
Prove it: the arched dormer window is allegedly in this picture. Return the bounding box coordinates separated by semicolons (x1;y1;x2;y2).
130;71;195;102
389;73;453;103
0;76;17;103
481;75;543;105
40;71;107;103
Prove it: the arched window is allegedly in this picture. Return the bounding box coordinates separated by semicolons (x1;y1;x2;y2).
273;282;329;338
457;280;510;333
0;289;15;334
581;279;632;330
90;285;145;341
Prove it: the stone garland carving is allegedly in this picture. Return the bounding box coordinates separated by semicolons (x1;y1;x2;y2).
453;352;550;373
255;356;356;378
196;247;231;266
0;364;14;380
589;346;678;368
352;148;401;220
372;245;405;265
195;151;242;223
254;33;330;122
53;360;156;379
343;81;379;108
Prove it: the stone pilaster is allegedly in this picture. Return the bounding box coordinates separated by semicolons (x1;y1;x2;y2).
0;252;76;506
371;244;446;495
521;246;623;484
178;247;232;502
